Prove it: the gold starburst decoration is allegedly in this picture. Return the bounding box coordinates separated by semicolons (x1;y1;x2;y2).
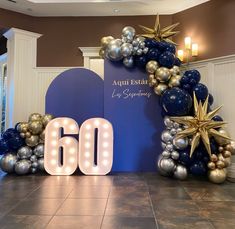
139;14;180;44
170;93;231;158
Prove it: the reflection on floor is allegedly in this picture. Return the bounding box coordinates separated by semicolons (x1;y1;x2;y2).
0;171;234;229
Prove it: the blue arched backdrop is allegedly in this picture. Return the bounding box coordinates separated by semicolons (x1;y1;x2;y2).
45;62;164;172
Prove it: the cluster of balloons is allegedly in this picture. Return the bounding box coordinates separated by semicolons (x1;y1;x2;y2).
0;113;54;175
100;26;149;68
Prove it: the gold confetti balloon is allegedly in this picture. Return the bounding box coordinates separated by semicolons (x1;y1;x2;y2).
146;61;159;74
41;114;54;127
154;83;168;96
148;78;158;87
28;121;43;135
155;67;171;82
214;129;231;146
29;113;42;122
208;168;227;184
17;122;28;133
25;135;39;147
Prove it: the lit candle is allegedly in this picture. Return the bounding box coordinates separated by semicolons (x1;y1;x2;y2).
177;50;184;62
192;43;198;56
184;37;191;50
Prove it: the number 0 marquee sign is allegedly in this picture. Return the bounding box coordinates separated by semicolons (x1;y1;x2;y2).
44;117;114;176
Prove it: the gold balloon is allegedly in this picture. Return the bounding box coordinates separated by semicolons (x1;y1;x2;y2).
225;144;233;152
224;157;231;167
207;161;216;170
25;132;31;138
214;129;231;145
168;76;180;88
40;130;45;142
210;154;218;162
148;74;155;80
230;141;235;154
155;67;171;82
25;135;39;147
208;168;227;184
223;150;231;158
154;83;168;95
17;122;28;133
169;65;180;76
216;160;225;169
101;36;114;47
42;114;54;127
29;113;42;122
218;146;224;152
99;48;105;58
146;61;159;74
148;78;158;87
28;121;43;135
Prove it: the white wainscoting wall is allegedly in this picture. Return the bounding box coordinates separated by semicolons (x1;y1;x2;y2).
3;28;235;139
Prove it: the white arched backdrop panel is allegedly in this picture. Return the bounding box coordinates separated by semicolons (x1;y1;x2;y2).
4;28;235;139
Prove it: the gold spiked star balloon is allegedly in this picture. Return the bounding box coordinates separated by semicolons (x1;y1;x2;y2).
170;93;232;158
139;14;179;44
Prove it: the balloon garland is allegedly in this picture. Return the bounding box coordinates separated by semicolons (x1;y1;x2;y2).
100;15;235;184
0;113;54;175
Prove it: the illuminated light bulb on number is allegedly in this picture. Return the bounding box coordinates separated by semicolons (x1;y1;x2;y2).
103;151;109;157
51;150;57;156
93;166;99;172
51;159;56;165
103;160;108;166
85;142;91;149
56;167;62;173
65;138;71;144
69;124;76;131
85;133;91;139
103;142;109;148
51;140;57;146
69;157;75;163
65;167;71;173
51;131;57;137
85;152;90;158
69;148;76;154
103;132;109;138
103;123;109;129
86;124;91;130
94;119;100;126
53;122;59;128
85;161;90;167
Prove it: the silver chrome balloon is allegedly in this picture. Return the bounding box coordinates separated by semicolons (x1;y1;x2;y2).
157;155;170;176
0;153;17;173
31;167;37;174
136;49;143;56
32;161;39;168
37;158;44;171
173;164;188;180
30;155;38;162
120;43;133;57
17;146;32;159
171;151;180;160
173;137;189;150
33;144;44;158
161;141;166;149
170;128;177;136
122;26;136;39
159;157;176;173
123;56;134;68
173;122;180;129
15;159;31;175
164;117;174;128
106;39;123;61
165;143;174;152
161;130;173;143
162;150;171;158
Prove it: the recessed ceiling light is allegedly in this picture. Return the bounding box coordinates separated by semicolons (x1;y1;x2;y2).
113;9;120;13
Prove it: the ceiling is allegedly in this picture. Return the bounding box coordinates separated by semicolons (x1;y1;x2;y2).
0;0;210;17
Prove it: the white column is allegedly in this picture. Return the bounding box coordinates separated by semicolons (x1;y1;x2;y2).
4;28;42;128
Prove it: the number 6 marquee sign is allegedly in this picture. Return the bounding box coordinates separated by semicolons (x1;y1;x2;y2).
44;117;114;176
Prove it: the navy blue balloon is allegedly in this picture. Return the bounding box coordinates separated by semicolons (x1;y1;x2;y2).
212;115;223;122
193;83;208;101
161;87;193;116
147;48;160;61
7;135;24;150
208;94;214;106
180;76;189;85
2;128;18;140
158;51;175;68
189;78;197;87
144;39;160;49
190;161;207;176
174;57;182;67
179;149;191;166
164;42;176;54
135;55;148;68
184;70;201;84
0;139;9;155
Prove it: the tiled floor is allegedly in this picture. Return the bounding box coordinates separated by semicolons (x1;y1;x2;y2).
0;171;235;229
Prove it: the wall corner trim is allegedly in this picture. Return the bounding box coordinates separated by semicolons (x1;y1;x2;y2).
79;47;100;57
3;28;42;40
